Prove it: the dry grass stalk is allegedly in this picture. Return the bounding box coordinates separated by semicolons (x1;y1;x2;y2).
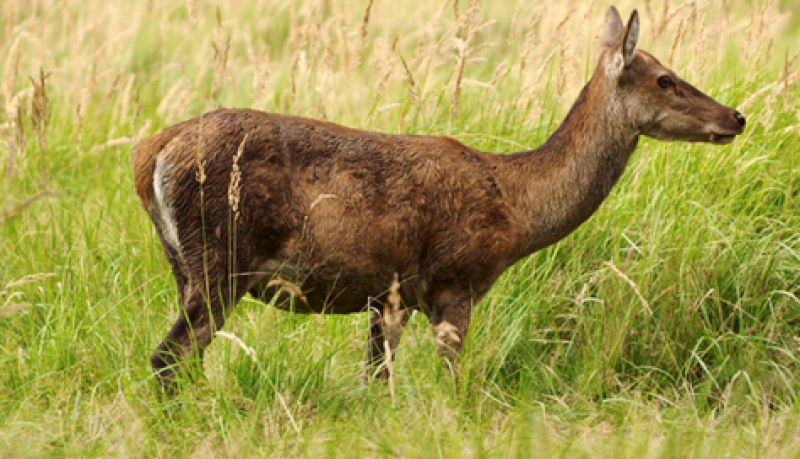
5;103;25;189
156;79;189;124
2;40;21;176
689;2;704;83
0;272;53;314
763;38;776;72
131;86;143;138
267;277;308;304
215;331;258;363
212;330;305;433
0;190;59;226
29;67;50;182
630;143;649;199
314;66;332;121
2;39;21;98
574;270;602;306
186;0;199;25
782;51;798;106
0;303;32;317
308;193;337;212
383;338;396;406
210;7;231;104
450;0;483;118
303;5;322;88
667;14;687;68
5;272;56;289
372;36;398;104
287;7;300;102
332;14;357;81
228;134;247;224
517;14;540;76
117;74;136;128
603;261;653;316
398;54;420;108
488;59;509;91
554;9;576;103
642;0;653;26
716;0;730;65
194;116;209;294
252;48;270;109
74;103;84;155
276;391;301;434
384;273;402;407
289;49;301;102
744;1;766;68
506;3;522;42
360;0;374;50
654;0;671;40
194;123;207;189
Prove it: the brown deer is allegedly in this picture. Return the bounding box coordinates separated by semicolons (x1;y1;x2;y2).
133;6;746;390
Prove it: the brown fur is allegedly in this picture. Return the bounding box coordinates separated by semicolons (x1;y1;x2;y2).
133;7;745;390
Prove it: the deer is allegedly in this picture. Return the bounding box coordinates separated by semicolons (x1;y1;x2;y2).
133;6;746;392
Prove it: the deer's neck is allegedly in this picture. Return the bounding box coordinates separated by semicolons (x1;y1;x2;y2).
502;79;639;254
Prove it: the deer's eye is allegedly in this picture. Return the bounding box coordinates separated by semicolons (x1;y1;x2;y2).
658;75;675;89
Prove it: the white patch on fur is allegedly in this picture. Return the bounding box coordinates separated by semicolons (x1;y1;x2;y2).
383;306;406;329
433;321;462;348
378;305;407;352
152;155;181;256
606;53;625;77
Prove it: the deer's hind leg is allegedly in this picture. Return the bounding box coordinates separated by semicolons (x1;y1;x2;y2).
156;230;191;307
150;235;253;393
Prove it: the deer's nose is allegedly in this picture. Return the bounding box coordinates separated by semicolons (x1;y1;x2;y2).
733;111;746;128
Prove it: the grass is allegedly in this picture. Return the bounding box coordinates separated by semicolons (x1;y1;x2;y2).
1;0;799;456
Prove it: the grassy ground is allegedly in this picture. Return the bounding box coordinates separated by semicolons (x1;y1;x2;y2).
1;0;799;456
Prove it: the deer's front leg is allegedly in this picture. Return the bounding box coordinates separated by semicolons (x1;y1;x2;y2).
428;289;473;376
364;302;409;381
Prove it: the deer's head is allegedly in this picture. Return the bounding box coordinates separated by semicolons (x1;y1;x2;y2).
599;6;745;144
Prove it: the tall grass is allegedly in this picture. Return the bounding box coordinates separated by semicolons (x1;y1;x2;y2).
1;0;798;456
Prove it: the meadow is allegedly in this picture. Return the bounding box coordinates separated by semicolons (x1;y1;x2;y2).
1;0;799;456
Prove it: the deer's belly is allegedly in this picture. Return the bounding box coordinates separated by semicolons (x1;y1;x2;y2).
247;272;412;315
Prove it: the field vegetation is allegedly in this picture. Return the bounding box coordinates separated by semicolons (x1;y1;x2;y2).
1;0;799;456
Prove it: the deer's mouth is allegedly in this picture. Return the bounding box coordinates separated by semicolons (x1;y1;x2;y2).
709;133;738;144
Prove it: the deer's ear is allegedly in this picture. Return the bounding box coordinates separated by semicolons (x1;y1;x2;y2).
622;10;639;67
602;7;639;77
601;6;624;49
